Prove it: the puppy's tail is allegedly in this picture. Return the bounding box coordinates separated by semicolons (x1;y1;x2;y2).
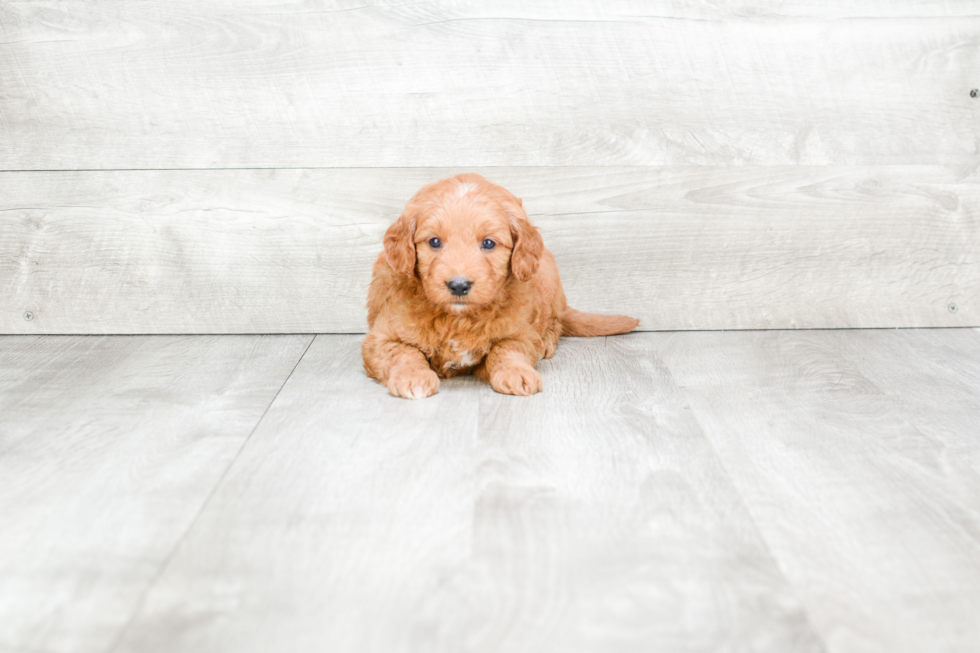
561;307;640;337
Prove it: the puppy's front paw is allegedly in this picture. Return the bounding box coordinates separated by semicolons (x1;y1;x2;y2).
387;366;440;400
490;364;542;396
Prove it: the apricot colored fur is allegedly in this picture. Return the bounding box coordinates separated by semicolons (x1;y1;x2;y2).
362;173;639;399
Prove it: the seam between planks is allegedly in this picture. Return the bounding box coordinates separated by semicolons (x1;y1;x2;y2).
100;333;317;653
0;165;683;172
669;378;831;651
2;163;979;172
3;327;979;338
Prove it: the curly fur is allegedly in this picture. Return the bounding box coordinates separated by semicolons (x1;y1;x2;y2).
363;173;639;398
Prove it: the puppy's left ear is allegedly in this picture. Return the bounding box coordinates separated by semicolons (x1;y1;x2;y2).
383;210;417;276
506;198;543;282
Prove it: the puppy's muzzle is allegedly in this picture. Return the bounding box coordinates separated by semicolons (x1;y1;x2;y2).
446;277;473;297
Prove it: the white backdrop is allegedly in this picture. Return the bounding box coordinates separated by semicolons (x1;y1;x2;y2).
2;0;977;332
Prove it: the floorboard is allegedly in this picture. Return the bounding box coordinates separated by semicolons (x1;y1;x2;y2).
2;330;979;652
0;334;312;653
109;334;821;653
659;328;980;653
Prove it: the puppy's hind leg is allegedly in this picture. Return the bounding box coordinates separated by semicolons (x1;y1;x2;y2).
541;320;561;360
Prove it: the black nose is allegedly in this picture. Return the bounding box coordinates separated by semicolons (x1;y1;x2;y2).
446;277;473;297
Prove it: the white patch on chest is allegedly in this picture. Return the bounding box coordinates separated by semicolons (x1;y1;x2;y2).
442;340;477;371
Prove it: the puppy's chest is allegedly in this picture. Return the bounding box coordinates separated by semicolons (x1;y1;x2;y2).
422;338;489;378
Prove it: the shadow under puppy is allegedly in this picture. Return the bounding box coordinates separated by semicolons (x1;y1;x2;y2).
363;173;639;398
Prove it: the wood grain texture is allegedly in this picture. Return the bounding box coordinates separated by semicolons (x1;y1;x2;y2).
109;334;822;653
839;329;980;453
0;334;312;653
659;328;980;653
3;330;980;651
1;1;977;169
2;166;976;334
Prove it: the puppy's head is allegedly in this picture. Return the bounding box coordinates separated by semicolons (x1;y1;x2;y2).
384;174;543;313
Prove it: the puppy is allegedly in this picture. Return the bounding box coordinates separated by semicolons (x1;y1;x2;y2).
362;173;639;398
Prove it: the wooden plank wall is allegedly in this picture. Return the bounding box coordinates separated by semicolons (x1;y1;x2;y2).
2;1;978;333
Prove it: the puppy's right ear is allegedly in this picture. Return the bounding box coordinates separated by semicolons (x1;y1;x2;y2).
383;211;417;276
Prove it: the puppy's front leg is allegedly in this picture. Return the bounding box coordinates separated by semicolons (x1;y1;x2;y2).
476;339;543;396
362;335;439;399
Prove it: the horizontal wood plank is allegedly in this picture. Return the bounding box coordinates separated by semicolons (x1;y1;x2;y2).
109;334;821;653
1;1;977;169
0;334;312;653
2;166;976;333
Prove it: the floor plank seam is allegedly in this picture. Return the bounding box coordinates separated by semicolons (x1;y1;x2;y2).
98;334;317;653
3;327;977;337
676;390;832;651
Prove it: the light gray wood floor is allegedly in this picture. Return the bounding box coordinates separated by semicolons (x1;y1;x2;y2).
1;330;978;653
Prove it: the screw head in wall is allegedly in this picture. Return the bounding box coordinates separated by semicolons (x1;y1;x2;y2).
24;311;34;321
972;89;979;98
948;303;958;313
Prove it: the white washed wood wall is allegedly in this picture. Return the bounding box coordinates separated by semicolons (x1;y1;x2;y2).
2;1;978;333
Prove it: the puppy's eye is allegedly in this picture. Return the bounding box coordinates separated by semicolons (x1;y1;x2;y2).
481;239;496;250
428;237;442;249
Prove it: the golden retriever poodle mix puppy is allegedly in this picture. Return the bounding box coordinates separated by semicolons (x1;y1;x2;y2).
362;173;639;399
